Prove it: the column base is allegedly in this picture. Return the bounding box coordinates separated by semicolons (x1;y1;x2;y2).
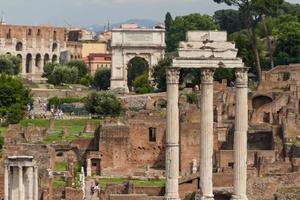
231;194;248;200
195;191;214;200
164;196;180;200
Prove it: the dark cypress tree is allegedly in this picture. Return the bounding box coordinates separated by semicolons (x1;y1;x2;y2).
165;12;173;31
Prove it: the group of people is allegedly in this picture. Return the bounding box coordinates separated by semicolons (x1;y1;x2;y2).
50;107;64;119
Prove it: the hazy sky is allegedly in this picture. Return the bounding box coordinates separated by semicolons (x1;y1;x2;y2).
0;0;299;27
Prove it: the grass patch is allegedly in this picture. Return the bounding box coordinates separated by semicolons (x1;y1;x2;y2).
53;177;66;188
98;178;165;189
55;161;67;172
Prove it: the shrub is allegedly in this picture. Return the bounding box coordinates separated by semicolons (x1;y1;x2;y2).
66;60;88;80
48;97;83;107
79;75;93;86
48;66;78;85
42;63;59;78
185;92;198;104
0;54;21;75
84;91;123;117
133;73;153;94
93;68;111;90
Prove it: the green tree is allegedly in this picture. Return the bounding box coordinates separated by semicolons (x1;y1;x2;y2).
133;73;153;94
165;12;173;32
0;54;21;75
66;60;88;80
213;0;284;81
152;57;173;91
214;9;244;33
48;66;78;85
166;13;219;52
42;63;58;78
79;75;93;87
127;57;149;89
84;91;123;117
0;75;31;124
93;68;111;90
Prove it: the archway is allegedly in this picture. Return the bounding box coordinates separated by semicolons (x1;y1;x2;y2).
35;54;42;69
252;95;273;110
52;43;58;52
16;42;23;51
52;55;58;63
26;54;33;73
44;54;50;65
127;57;149;91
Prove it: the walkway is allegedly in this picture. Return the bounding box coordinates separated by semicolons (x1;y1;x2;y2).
85;179;100;200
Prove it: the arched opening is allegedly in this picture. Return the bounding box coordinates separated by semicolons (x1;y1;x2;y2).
26;54;33;73
37;29;41;37
52;54;58;63
282;72;290;81
16;42;23;51
127;56;149;91
70;55;74;60
53;31;57;40
6;52;11;55
35;54;42;69
28;29;32;36
252;96;273;110
6;29;11;39
52;43;58;52
16;54;22;68
44;54;50;65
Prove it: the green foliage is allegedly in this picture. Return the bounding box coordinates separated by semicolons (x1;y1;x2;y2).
93;68;111;90
84;91;123;117
133;73;153;94
166;13;219;52
0;75;31;124
0;54;21;75
214;9;244;33
55;161;67;172
79;75;93;86
48;97;83;107
214;68;235;83
66;60;88;80
53;177;66;188
127;57;149;89
165;12;173;32
185;92;198;104
42;63;58;78
152;57;173;91
48;66;78;85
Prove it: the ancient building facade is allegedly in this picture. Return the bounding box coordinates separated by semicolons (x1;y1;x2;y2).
0;24;68;77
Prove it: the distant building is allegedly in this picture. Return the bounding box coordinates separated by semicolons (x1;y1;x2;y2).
84;53;112;75
68;29;96;41
0;24;68;79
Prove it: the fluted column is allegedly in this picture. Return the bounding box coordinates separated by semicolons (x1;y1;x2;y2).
18;166;23;200
200;68;215;200
34;166;38;200
4;165;9;200
27;167;34;200
231;68;248;200
165;68;180;200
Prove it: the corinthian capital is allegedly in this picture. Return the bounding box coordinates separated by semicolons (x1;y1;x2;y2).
235;68;248;86
166;68;180;84
200;68;215;84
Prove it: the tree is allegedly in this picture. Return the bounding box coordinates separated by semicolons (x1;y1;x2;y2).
213;0;284;81
93;68;111;90
166;13;219;52
48;66;78;85
214;9;244;33
127;57;149;89
0;54;21;75
84;91;123;117
152;57;173;91
42;63;58;78
133;73;153;94
165;12;173;32
0;75;31;124
66;60;88;80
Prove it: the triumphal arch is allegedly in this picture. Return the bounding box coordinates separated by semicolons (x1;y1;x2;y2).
110;28;165;93
165;31;248;200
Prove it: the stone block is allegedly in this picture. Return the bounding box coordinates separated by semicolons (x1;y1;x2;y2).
186;31;227;42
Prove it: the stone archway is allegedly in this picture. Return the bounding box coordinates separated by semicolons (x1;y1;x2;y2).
127;56;150;91
35;53;42;69
110;28;165;93
52;54;58;63
26;54;33;73
44;54;50;65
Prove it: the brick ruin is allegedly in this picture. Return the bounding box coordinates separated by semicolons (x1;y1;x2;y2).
1;65;300;199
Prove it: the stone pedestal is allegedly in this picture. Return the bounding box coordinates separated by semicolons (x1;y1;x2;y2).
165;68;180;200
231;68;248;200
199;69;215;200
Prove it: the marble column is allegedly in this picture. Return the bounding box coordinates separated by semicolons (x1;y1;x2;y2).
18;166;23;200
86;159;92;177
4;165;9;200
232;68;248;200
34;166;38;200
200;68;215;200
27;167;34;200
165;68;180;200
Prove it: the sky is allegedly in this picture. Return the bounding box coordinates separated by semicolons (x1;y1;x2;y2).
0;0;299;27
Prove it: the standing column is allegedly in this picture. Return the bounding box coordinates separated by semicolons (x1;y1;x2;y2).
200;68;215;200
18;166;23;200
34;166;38;200
232;68;248;200
86;159;92;177
4;165;9;200
165;68;180;200
27;167;34;200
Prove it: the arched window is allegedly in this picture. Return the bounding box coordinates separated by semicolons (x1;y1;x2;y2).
52;43;58;52
28;29;32;36
53;31;57;40
6;29;11;39
37;29;41;36
16;42;23;51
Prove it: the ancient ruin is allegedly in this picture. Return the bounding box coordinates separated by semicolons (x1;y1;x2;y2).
110;28;165;92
